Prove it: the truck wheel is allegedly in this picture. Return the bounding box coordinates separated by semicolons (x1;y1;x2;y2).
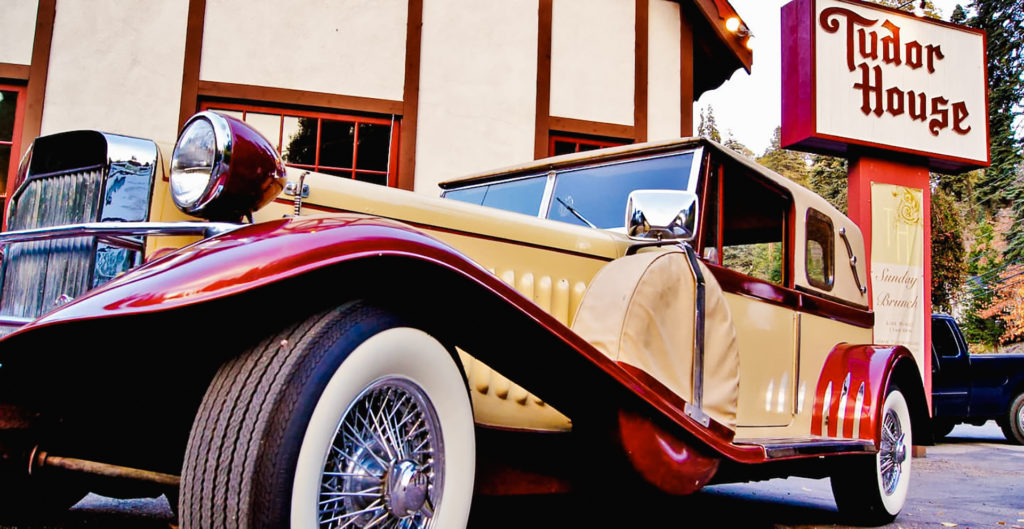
1000;394;1024;445
831;387;911;525
180;302;475;529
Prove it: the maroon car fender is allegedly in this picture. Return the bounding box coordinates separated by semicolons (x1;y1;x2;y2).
810;343;921;443
1;214;773;467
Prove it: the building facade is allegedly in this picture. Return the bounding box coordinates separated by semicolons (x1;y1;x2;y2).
0;0;751;200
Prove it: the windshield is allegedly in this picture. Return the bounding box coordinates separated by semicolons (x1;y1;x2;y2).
442;150;697;229
443;175;547;217
546;152;694;229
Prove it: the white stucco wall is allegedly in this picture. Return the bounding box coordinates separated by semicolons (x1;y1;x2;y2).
550;0;634;127
647;0;681;140
40;0;188;146
0;0;39;66
415;0;538;194
201;0;407;102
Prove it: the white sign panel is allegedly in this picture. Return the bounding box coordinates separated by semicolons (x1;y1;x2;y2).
871;183;925;366
814;0;987;163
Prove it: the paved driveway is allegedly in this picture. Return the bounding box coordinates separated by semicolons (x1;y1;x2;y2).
4;422;1021;528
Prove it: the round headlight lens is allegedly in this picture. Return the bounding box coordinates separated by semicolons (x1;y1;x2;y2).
170;118;218;208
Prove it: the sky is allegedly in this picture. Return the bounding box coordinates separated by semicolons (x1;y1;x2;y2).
693;0;968;156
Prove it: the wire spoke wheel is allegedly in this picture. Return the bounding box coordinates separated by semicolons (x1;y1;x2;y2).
878;407;907;496
319;378;443;529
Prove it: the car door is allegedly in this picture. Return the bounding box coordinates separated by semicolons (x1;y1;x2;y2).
931;315;970;417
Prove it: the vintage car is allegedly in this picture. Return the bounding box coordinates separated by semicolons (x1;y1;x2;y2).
0;112;929;527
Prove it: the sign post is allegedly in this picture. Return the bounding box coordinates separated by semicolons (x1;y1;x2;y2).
781;0;989;404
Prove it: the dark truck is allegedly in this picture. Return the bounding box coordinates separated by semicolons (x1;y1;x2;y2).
931;314;1024;443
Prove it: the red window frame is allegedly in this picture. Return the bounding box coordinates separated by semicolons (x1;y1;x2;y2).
548;133;627;157
1;83;27;203
200;101;401;188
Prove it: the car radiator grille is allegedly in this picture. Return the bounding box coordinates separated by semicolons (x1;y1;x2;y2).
1;166;106;321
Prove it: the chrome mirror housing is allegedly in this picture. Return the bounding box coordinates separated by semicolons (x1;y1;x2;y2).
625;190;698;241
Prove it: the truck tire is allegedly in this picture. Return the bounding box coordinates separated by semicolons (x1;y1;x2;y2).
1000;393;1024;445
831;386;912;525
179;302;476;529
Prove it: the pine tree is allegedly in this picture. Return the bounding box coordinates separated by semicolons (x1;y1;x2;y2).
967;0;1024;221
697;106;722;143
931;187;967;313
807;155;849;214
757;127;811;187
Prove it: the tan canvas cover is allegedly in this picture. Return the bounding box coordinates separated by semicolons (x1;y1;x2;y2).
571;250;739;430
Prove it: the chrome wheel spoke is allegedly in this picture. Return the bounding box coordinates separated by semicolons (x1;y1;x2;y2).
878;408;905;495
317;377;443;529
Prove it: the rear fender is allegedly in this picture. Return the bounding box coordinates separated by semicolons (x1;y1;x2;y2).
811;344;926;445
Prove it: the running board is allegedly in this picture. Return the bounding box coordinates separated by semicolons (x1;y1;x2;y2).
734;437;875;459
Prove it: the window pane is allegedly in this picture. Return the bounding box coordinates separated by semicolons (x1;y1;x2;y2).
282;116;317;166
319;168;353;179
553;141;576;155
723;242;784;284
356;123;391;172
805;210;834;289
932;319;960;358
480;176;547;216
547;153;694;229
243;112;282;150
319;119;355;169
210;108;244;121
0;144;10;190
578;143;601;152
0;90;17;142
355;171;387;186
443;186;487;206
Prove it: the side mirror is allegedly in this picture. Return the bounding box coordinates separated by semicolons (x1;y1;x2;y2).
625;190;699;242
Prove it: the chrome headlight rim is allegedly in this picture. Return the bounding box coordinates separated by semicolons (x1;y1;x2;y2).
171;111;234;214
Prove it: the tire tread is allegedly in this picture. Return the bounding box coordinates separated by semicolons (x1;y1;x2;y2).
180;302;386;529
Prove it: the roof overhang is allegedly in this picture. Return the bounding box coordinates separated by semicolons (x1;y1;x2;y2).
684;0;754;97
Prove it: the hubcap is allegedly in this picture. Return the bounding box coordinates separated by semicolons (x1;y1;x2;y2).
317;378;443;529
879;407;905;495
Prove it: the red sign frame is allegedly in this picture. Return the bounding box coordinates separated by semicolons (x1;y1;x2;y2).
780;0;990;173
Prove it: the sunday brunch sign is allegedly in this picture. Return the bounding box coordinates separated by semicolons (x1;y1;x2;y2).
781;0;989;172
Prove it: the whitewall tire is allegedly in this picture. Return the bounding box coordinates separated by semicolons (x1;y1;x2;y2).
831;387;912;525
180;303;475;529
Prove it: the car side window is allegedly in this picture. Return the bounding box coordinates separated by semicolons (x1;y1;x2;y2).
805;209;835;290
719;166;790;285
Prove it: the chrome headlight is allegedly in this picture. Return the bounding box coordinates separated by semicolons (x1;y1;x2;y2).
170;111;286;221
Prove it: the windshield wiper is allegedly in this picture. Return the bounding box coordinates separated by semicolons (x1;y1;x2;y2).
555;197;598;229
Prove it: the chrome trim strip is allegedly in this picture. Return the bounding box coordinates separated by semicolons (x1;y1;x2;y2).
681;242;708;425
822;381;833;436
793;313;801;415
839;227;868;294
0;315;35;327
853;382;866;439
837;373;851;438
749;439;875;459
0;222;239;248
